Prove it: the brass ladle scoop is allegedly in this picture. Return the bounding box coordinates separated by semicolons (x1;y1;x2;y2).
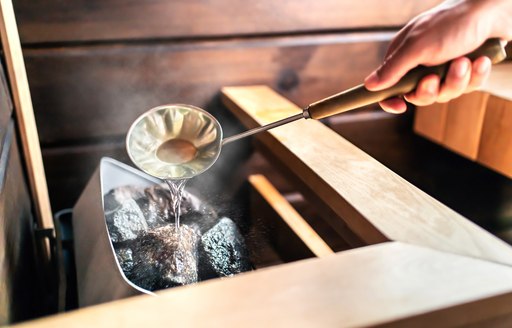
127;39;506;180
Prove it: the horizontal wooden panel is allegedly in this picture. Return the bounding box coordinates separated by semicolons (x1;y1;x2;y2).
25;32;392;144
16;242;512;328
14;0;441;43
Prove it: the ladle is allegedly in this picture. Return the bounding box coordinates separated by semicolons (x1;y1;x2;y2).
127;38;507;180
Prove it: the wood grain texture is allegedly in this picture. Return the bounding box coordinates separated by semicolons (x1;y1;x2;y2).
0;121;46;324
15;242;512;327
413;102;448;143
477;96;512;178
254;141;367;248
221;85;512;265
249;174;334;258
413;63;512;178
24;32;392;144
327;111;512;237
13;0;441;43
0;0;52;229
41;142;129;211
0;62;12;141
442;92;489;159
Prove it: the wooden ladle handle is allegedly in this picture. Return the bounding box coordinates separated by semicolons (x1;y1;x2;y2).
306;38;507;120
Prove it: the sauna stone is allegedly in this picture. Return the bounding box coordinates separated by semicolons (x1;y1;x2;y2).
128;225;200;290
105;198;148;243
200;217;252;277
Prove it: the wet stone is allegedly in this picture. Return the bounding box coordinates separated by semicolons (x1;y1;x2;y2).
127;225;200;290
136;184;213;229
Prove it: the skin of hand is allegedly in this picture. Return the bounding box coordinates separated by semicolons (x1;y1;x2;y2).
364;0;512;113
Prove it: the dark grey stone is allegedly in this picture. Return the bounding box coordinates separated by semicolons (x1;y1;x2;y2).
200;217;252;277
104;184;252;292
105;198;148;243
127;225;200;290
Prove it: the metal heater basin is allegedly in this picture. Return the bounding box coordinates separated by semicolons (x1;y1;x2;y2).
73;158;251;307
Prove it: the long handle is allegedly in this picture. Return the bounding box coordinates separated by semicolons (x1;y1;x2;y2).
305;38;507;120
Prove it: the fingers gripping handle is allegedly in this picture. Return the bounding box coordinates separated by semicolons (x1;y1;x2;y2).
305;38;507;120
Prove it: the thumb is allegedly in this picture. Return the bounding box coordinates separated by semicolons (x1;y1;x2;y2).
365;40;423;91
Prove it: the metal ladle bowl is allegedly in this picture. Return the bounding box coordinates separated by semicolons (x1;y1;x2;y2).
126;104;223;180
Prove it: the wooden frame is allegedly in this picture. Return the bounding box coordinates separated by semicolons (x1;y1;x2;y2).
0;0;52;230
14;85;512;327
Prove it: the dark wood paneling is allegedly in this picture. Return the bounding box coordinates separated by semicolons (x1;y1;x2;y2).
42;142;129;211
14;1;441;44
25;32;392;144
0;62;13;136
0;121;44;323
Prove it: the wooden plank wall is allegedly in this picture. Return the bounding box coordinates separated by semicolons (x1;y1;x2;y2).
13;0;442;210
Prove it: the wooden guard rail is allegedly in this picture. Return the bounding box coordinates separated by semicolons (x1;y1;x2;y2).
221;85;512;266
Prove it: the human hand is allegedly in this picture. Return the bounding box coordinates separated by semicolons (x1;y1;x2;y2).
364;0;512;113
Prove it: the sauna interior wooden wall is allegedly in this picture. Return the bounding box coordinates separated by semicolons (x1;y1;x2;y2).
12;0;442;211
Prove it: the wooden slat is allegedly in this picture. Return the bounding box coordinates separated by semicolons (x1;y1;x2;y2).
413;101;448;143
14;242;512;327
13;0;441;43
413;63;512;178
249;174;334;258
24;32;392;144
477;95;512;178
221;85;512;266
254;141;367;248
0;0;52;229
442;92;489;159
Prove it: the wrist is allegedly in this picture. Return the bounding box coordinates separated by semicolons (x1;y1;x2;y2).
471;0;512;40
